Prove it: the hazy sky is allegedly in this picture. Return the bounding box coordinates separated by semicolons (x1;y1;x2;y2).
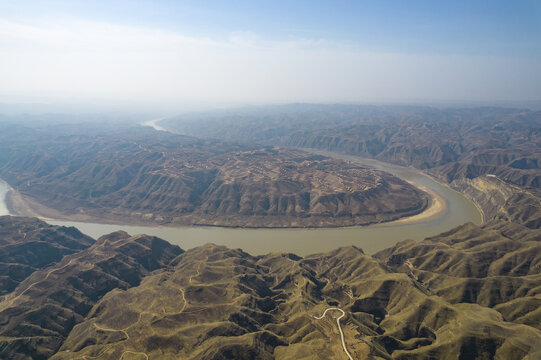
1;0;540;110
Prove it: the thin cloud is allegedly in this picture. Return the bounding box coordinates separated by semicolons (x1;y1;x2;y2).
1;18;540;107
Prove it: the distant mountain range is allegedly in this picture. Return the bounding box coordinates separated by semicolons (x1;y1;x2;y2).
1;104;540;359
163;105;541;229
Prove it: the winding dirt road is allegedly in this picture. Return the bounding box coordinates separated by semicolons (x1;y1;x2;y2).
313;307;354;360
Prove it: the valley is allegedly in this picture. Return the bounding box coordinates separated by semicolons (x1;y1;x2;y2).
0;148;482;256
0;104;539;360
162;105;541;229
0;215;539;359
2;2;539;359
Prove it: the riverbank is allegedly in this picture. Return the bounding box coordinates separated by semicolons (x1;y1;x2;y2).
4;186;431;229
1;179;481;257
2;157;440;228
0;145;481;255
386;180;446;225
139;122;451;228
304;149;452;224
0;181;11;216
6;188;59;221
141;117;167;131
0;149;471;231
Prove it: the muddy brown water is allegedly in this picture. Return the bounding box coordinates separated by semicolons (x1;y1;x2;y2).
0;154;481;255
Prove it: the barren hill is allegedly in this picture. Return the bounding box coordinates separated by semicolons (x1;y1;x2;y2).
0;216;182;359
163;105;541;228
1;216;540;359
0;124;428;227
0;216;94;296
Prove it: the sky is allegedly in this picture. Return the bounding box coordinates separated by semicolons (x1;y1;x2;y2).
1;0;540;112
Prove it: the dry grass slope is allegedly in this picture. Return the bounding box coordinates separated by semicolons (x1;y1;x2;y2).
0;125;429;228
45;221;541;359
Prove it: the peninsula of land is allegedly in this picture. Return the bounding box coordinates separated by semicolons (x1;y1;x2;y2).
0;122;430;228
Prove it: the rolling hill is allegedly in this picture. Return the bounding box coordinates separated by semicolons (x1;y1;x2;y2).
1;216;540;359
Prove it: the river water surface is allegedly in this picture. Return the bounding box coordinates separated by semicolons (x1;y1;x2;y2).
0;156;481;255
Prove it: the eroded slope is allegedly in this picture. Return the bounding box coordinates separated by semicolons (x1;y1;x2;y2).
163;105;541;228
0;216;94;296
50;222;541;359
0;124;428;227
0;229;182;359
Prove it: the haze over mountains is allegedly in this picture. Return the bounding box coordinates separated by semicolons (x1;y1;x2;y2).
0;104;540;359
1;0;540;358
164;106;540;187
163;105;541;229
0;121;428;228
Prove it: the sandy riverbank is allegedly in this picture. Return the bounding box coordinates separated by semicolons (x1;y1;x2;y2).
1;145;450;229
6;188;57;221
385;180;446;225
304;149;450;226
4;179;444;229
